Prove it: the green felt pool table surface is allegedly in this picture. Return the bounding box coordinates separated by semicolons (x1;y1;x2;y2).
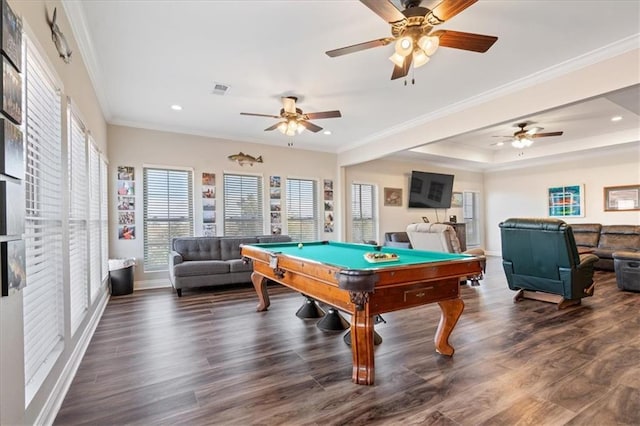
248;240;471;270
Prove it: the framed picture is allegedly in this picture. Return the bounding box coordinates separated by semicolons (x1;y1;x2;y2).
604;185;640;211
1;0;22;72
0;118;23;179
1;56;21;125
451;192;463;208
1;239;26;296
0;179;24;235
548;184;584;218
383;187;402;207
202;172;215;186
117;166;134;180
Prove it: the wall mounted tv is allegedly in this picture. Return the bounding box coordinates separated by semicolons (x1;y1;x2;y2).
408;170;455;209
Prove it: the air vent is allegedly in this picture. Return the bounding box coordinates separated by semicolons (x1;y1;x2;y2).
212;82;230;96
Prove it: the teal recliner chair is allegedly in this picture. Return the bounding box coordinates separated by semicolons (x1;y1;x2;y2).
499;218;599;309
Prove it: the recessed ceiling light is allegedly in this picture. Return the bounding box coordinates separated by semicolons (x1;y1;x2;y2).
171;104;182;111
496;141;504;147
323;130;332;135
611;116;622;122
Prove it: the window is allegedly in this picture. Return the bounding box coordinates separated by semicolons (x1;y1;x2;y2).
22;36;64;402
143;167;193;271
352;183;377;243
100;155;108;280
68;107;88;333
88;139;102;302
286;178;318;241
223;173;264;236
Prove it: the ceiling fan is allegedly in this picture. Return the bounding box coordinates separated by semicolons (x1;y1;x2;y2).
493;122;564;148
240;96;341;136
325;0;498;81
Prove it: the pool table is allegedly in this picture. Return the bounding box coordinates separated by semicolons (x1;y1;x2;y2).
241;240;483;385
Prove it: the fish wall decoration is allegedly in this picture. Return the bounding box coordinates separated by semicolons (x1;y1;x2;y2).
227;152;263;166
48;8;72;64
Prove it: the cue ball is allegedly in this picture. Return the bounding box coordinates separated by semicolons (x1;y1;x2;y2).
298;243;303;249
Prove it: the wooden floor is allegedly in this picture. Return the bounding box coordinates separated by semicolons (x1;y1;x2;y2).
55;257;640;425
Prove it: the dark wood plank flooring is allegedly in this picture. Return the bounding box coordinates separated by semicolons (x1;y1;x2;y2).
55;257;640;425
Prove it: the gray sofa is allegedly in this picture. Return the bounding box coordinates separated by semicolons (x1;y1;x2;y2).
169;235;291;296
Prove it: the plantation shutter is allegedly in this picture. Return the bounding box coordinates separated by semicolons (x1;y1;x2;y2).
68;107;88;333
88;139;102;302
286;178;318;241
22;36;64;402
351;183;377;243
100;155;108;280
223;173;264;236
143;167;193;271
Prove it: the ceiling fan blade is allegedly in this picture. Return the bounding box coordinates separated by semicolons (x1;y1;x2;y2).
429;0;478;22
531;131;564;138
391;54;412;80
240;112;281;119
264;123;280;131
432;30;498;53
299;120;323;133
525;126;543;135
305;110;342;120
360;0;406;23
326;37;394;57
282;97;297;114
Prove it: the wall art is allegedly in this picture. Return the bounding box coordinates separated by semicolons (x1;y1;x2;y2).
1;0;22;72
0;179;24;235
0;118;23;179
604;185;640;211
1;238;25;296
548;184;584;218
1;56;21;125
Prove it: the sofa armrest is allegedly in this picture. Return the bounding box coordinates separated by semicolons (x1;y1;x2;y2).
578;253;599;269
169;251;184;267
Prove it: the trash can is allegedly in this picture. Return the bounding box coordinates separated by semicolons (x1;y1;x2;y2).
109;258;136;296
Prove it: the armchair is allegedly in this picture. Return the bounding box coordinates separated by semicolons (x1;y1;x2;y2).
405;223;486;285
499;218;599;309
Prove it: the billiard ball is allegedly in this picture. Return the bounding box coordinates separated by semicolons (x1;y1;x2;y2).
298;243;303;249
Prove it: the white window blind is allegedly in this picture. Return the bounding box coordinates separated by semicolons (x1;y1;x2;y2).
352;183;377;243
100;155;108;280
22;36;64;402
223;173;264;236
286;178;318;241
88;139;101;303
143;167;193;271
68;107;88;333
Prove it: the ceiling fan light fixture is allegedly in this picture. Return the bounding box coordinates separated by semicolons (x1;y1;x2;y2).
389;52;406;67
512;137;533;149
417;35;439;56
412;48;430;68
395;36;413;57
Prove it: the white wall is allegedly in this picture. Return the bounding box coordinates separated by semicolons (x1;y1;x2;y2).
484;143;640;254
107;124;338;287
344;158;484;244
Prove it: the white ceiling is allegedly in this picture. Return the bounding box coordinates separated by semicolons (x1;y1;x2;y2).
63;0;640;169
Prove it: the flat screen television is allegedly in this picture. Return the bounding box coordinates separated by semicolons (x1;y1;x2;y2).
408;170;455;209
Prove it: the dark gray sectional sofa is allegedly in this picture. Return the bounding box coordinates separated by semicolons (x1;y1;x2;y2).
169;235;291;296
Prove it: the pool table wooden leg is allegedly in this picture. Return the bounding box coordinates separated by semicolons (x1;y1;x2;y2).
251;272;270;312
434;298;464;356
350;308;375;385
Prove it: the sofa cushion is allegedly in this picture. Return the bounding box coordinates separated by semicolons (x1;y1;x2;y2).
257;235;292;243
173;260;229;277
173;237;221;261
228;258;254;273
220;237;259;261
569;223;602;248
598;225;640;251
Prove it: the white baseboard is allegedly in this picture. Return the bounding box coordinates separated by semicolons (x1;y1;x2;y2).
36;289;109;426
134;279;171;290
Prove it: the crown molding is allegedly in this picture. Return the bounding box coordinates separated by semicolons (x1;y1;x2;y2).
61;0;113;121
